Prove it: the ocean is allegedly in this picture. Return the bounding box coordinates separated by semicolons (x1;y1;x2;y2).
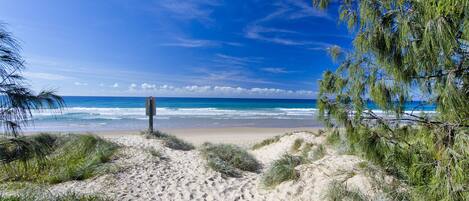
24;96;435;132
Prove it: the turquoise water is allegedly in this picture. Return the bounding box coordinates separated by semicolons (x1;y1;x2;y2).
60;96;317;109
25;96;435;132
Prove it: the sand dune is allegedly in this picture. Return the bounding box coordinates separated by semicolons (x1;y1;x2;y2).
48;131;395;201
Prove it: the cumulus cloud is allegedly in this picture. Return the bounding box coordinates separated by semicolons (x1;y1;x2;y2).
129;83;137;90
141;83;157;90
127;83;315;98
111;83;119;88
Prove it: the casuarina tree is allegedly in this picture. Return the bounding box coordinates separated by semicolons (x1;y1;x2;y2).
312;0;468;200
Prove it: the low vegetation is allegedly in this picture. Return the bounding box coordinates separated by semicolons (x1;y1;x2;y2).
290;138;304;153
300;143;314;162
251;135;282;150
311;144;326;161
146;148;163;158
325;129;340;145
200;143;260;177
325;180;367;201
262;154;302;188
251;133;292;150
0;190;108;201
144;131;194;151
0;133;118;185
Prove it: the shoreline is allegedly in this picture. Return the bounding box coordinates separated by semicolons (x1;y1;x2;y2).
23;127;321;146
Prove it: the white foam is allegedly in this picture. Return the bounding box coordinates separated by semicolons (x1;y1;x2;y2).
30;107;434;121
30;107;319;120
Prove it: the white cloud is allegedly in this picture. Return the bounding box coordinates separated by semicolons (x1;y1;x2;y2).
158;0;221;23
111;83;119;88
244;0;333;47
74;82;88;86
244;25;311;46
214;54;262;66
23;72;71;81
161;37;217;48
141;83;157;90
161;37;242;48
129;83;137;90
127;84;315;98
261;67;291;74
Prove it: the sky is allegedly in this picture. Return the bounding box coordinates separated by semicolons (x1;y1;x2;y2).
0;0;352;99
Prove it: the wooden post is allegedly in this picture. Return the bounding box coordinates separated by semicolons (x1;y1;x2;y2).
146;96;156;133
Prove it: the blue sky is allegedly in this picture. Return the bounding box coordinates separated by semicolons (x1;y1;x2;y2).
0;0;352;99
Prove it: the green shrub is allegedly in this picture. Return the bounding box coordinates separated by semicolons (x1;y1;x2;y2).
201;143;260;177
325;180;368;201
144;131;194;151
262;154;301;187
290;138;304;153
0;134;118;184
326;129;341;145
0;190;108;201
0;133;57;165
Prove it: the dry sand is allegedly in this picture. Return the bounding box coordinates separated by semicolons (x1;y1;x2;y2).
41;128;396;201
32;127;320;147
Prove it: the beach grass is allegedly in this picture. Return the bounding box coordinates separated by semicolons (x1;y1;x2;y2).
200;143;260;177
262;154;302;187
325;180;368;201
0;133;118;185
0;190;109;201
326;129;341;145
251;133;292;150
290;138;304;153
143;131;194;151
146;148;163;158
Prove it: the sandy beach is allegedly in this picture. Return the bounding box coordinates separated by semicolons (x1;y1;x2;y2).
27;127;320;147
35;128;392;201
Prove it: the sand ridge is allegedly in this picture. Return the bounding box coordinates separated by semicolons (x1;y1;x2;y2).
48;131;394;201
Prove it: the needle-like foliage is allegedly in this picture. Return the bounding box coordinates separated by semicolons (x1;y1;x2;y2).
312;1;468;200
0;23;64;137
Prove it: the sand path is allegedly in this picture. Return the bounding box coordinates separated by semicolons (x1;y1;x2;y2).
50;135;270;201
48;131;393;201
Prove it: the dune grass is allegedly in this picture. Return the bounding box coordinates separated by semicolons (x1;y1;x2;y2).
251;133;295;150
200;143;260;177
290;138;304;153
143;131;194;151
262;154;302;187
0;190;108;201
326;129;341;145
325;180;368;201
146;148;162;158
0;133;118;185
251;135;282;150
